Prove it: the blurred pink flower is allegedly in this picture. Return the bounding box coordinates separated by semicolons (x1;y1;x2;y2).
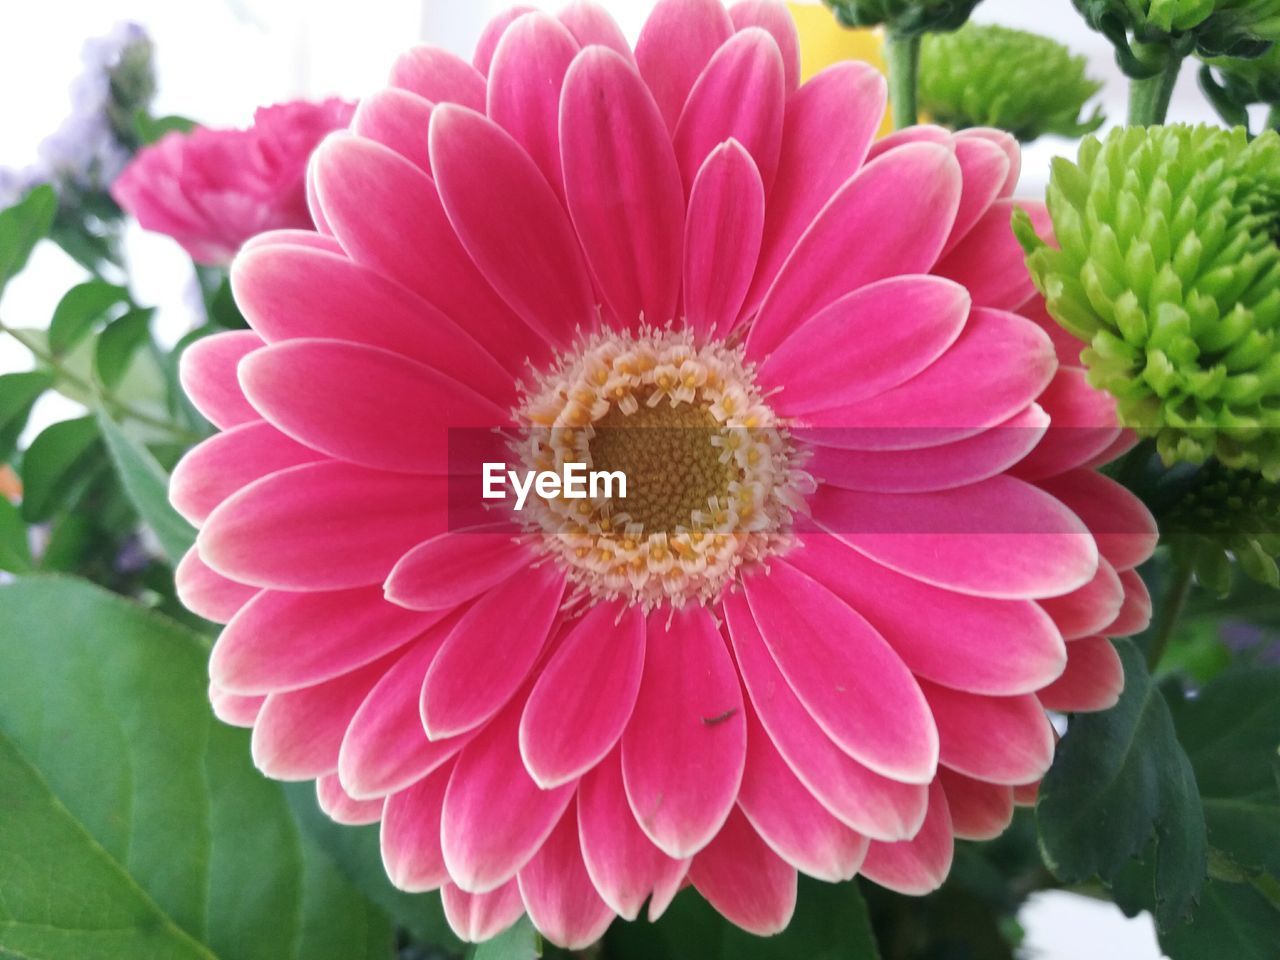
171;0;1157;948
112;97;354;264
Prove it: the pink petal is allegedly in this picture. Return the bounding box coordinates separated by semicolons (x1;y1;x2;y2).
861;780;954;895
517;804;617;949
744;560;938;783
211;585;442;695
1014;780;1040;807
673;28;784;192
170;420;320;526
486;12;580;198
175;547;258;623
339;623;473;799
799;308;1057;446
747;142;960;357
422;565;565;740
1038;557;1125;641
310;135;547;373
562;47;685;330
1039;635;1125;713
760;276;970;412
621;607;745;859
938;767;1014;842
578;747;688;921
805;406;1049;495
520;601;645;788
441;880;526;942
920;681;1056;785
557;1;634;63
386;527;533;612
442;697;577;893
743;62;886;321
251;656;394;780
635;0;734;131
935;200;1052;311
729;0;800;92
389;46;486;109
473;5;537;76
1107;569;1153;636
381;763;452;891
317;773;383;826
351;88;434;173
1011;367;1122;481
812;476;1099;601
209;682;263;728
683;140;766;340
956;127;1020;196
241;229;346;256
179;330;263;429
688;807;796;935
724;592;928;841
1035;470;1158;573
790;535;1067;697
1022;294;1088;367
198;462;448;591
867;123;953;160
231;243;513;400
941;133;1013;257
430;104;595;345
738;701;869;882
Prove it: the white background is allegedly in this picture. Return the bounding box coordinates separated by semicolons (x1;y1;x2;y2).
0;2;1201;956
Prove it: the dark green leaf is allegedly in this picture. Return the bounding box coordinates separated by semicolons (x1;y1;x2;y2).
210;275;248;329
0;369;54;461
20;415;105;523
97;410;195;565
285;781;461;950
0;496;31;572
95;307;155;391
0;184;57;292
135;111;197;144
49;280;131;354
1170;668;1280;879
1037;638;1207;930
0;576;394;960
1161;879;1280;960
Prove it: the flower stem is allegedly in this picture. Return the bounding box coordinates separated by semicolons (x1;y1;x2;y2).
1146;551;1195;671
1268;106;1280;132
885;30;921;131
1128;48;1183;126
0;317;197;442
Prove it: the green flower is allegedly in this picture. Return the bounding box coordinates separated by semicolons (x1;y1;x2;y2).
918;24;1105;142
821;0;983;36
1017;125;1280;478
1162;461;1280;590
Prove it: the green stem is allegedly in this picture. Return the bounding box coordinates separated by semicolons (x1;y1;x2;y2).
1128;49;1183;126
885;30;921;131
0;318;197;442
1267;105;1280;132
1146;552;1195;671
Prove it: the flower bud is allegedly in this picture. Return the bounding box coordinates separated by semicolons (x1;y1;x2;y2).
821;0;983;36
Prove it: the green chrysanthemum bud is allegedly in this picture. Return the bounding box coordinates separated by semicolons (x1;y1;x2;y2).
918;24;1105;142
1018;125;1280;479
1162;461;1280;591
821;0;983;36
1074;0;1280;75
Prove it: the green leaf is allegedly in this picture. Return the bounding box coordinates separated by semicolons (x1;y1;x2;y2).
284;781;461;951
96;307;156;391
97;410;195;565
0;497;32;573
0;184;57;292
1037;638;1208;930
469;917;540;960
135;111;197;145
0;576;395;960
49;280;132;355
1161;879;1280;960
19;415;105;523
1169;667;1280;879
0;369;54;461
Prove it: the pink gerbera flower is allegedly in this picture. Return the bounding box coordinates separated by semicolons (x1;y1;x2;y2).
171;0;1157;948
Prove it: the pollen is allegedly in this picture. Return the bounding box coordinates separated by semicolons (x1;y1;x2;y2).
512;327;811;609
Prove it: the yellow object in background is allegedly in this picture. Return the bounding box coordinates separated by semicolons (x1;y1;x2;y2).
786;2;894;136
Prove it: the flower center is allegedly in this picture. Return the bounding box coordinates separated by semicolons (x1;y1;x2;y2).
512;328;810;609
